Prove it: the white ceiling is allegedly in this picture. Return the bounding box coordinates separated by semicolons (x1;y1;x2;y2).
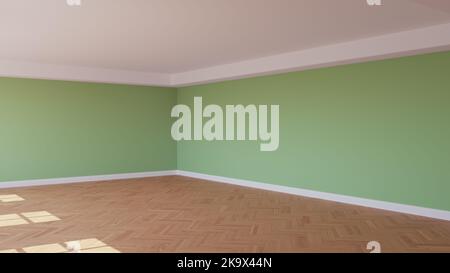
0;0;450;86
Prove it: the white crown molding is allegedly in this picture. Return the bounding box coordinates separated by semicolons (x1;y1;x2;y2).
1;23;450;87
0;170;177;189
176;170;450;221
171;22;450;87
0;60;172;87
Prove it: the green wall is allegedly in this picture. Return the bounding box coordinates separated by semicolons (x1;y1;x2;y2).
1;51;449;211
177;51;450;211
0;78;177;182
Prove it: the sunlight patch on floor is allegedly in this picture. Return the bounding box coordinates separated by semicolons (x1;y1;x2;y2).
21;211;61;223
0;211;60;227
0;249;19;253
23;243;67;253
1;238;120;253
0;194;25;203
0;214;28;227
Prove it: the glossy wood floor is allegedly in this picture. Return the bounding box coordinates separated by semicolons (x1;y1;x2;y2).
1;175;450;253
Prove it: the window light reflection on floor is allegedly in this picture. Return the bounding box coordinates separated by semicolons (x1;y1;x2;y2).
0;238;120;253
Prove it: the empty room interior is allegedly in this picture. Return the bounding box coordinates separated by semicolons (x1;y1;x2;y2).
1;0;450;254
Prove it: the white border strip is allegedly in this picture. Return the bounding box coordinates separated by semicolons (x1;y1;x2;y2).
0;170;177;189
1;23;450;87
176;170;450;221
1;169;449;221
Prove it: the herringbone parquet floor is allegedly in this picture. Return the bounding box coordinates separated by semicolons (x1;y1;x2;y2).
0;175;449;253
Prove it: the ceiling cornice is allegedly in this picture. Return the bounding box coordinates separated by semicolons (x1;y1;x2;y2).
171;22;450;87
0;60;171;87
1;23;450;88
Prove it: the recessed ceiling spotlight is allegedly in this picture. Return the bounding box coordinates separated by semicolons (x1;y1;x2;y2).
66;0;81;6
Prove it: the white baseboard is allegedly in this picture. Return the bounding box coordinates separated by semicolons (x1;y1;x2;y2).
1;169;449;221
0;170;177;189
176;170;450;221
